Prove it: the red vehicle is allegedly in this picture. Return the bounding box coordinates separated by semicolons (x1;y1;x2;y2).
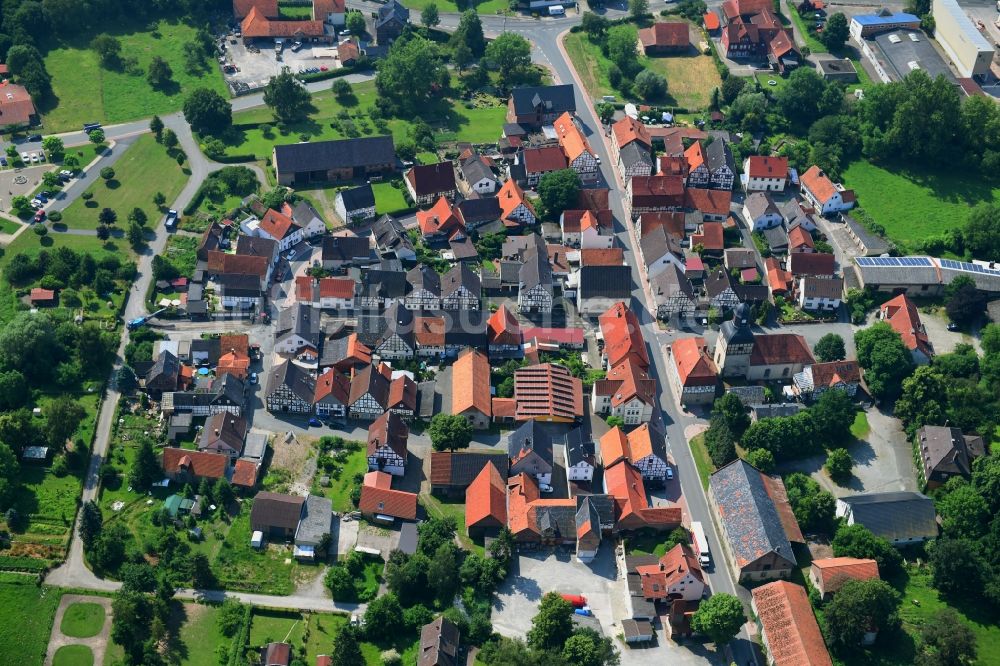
33;210;45;223
560;594;587;608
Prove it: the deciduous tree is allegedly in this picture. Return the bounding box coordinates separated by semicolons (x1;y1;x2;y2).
814;333;846;361
183;88;232;135
428;413;472;452
537;169;580;218
691;593;745;645
823;579;900;651
527;592;574;651
485;32;532;88
264;69;312;124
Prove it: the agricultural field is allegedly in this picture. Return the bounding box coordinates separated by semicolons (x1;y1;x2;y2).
220;82;506;159
564;32;720;110
0;577;63;665
57;135;188;230
41;18;228;132
842;161;1000;250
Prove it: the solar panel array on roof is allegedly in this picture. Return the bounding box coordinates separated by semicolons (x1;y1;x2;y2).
939;259;1000;277
855;257;931;267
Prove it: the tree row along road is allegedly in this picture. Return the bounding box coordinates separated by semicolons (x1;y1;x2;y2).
41;15;756;659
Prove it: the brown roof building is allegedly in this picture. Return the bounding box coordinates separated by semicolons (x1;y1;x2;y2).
451;348;492;429
360;471;418;521
430;451;509;495
917;425;985;488
465;462;507;536
162;447;228;483
513;363;583;422
0;81;37;128
808;557;879;599
638;22;690;54
250;492;305;538
418;617;461;666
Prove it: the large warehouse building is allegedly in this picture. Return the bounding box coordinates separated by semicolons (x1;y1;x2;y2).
931;0;995;79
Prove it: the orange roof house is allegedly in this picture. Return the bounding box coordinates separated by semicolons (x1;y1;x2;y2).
599;302;650;370
451;348;492;428
691;221;724;252
465;462;507;533
581;248;625;266
217;350;251;380
233;0;278;19
604;460;682;531
487;304;521;352
417;196;464;239
751;581;833;666
685;141;705;173
505;473;578;545
29;288;56;305
612;116;652;149
232;459;260;489
765;257;793;295
788;224;814;252
360;471;418;520
553;112;595;165
703;11;721;31
809;557;879;598
241;6;325;39
497;178;536;227
638;22;690;53
880;294;933;361
669;336;717;405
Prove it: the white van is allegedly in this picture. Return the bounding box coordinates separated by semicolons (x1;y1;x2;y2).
549;4;565;15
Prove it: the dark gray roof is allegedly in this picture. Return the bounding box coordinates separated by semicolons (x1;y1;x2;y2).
385;302;415;346
460;155;495;185
147;350;179;385
407;265;441;296
519;235;552;290
705;269;735;299
726;385;766;406
508;420;554;467
292;200;322;224
704;138;734;173
417;380;436;419
443;309;487;348
564;427;594;467
216;273;264;297
734;284;769;303
295;494;332;544
449;236;479;261
338;184;376;211
457;197;501;225
398;522;418;554
276;303;321;347
407;161;457;196
750;403;803;420
509;84;577;117
267;360;315;404
576;496;601;534
918;425;983;478
322;235;371;263
376;0;409;27
214;373;246;405
503;122;528;136
274;136;396;173
371;215;415;254
442;263;480;299
710;459;795;568
650;263;695;300
242;432;268;461
720;303;755;344
763;225;788;251
356;311;388;347
842;213;890;254
359;265;407;300
619;141;653;169
578;265;631;299
575;493;615;529
235;235;278;259
839;491;937;541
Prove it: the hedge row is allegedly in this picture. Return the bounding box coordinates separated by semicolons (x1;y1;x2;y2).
0;556;51;572
227;605;252;666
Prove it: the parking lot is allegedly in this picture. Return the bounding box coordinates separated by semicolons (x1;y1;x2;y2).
222;37;343;90
0;163;57;212
494;549;719;665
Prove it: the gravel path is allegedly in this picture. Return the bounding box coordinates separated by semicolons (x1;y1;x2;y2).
44;594;112;666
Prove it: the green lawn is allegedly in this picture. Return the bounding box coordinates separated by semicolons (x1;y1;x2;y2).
279;3;315;18
319;447;369;513
248;610;410;666
0;580;63;664
165;604;226;666
400;0;509;13
163;235;199;276
57;134;187;230
213;502;298;595
53;644;94;666
850;411;870;439
421;493;482;555
0;231;126;273
222;82;506;160
372;180;411;215
250;610;306;648
564;32;719;110
60;602;106;638
41;18;228;132
842;161;1000;250
688;433;715;490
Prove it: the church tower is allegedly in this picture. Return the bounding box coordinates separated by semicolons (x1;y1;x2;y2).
713;303;755;378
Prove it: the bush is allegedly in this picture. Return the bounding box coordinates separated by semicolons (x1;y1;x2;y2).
46;210;62;222
825;448;853;483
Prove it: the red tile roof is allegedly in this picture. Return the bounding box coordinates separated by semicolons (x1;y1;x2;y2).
596;358;656;408
788;252;835;276
241;6;325;38
497;179;535;222
29;288;55;302
452;348;492;418
260;206;297;240
314;367;350;405
685;188;732;218
580;248;625;266
752;581;833;666
465;462;506;529
639;212;686;239
703;11;721;30
633;543;705;599
523;146;568;173
319;277;356;299
313;0;345;19
800;165;850;206
810;557;879;594
746;155;789;180
207;251;269;278
337;40;359;62
232;459;259;488
553;112;593;163
162;447;227;479
599;302;650;370
881;294;932;357
766;257;793;294
0;82;36;127
808;360;861;388
491;397;516;419
685;141;705;172
638;22;690;48
612;116;652;149
605;460;681;529
671;336;717;387
417;196;463;237
360;471;418;519
488;304;521;346
233;0;278;18
788;224;814;250
599;427;630;467
750;333;814;367
388;375;417;412
691;222;724;251
414;315;446;348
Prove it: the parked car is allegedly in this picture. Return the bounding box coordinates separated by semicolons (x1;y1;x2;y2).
666;467;674;480
20;152;28;162
947;322;960;332
27;134;42;142
30;200;42;209
37;152;45;162
249;372;258;384
36;194;47;203
539;483;554;493
83;122;102;132
0;157;7;167
165;209;179;228
308;417;322;427
30;153;39;163
59;169;73;178
33;210;45;223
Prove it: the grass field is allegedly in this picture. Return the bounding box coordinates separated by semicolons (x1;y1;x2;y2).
0;580;63;664
421;493;482;555
279;3;315;18
0;228;125;273
60;602;106;638
248;610;411;666
167;603;225;666
319;447;369;512
213;502;299;595
372;181;411;215
41;18;228;132
842;161;1000;250
564;32;719;110
53;644;93;666
58;135;188;230
400;0;509;13
850;411;870;439
688;433;715;490
222;81;506;159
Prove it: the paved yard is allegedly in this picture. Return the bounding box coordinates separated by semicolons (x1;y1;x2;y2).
223;38;342;89
494;549;716;665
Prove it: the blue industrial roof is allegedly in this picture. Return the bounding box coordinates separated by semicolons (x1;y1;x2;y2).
853;12;919;25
